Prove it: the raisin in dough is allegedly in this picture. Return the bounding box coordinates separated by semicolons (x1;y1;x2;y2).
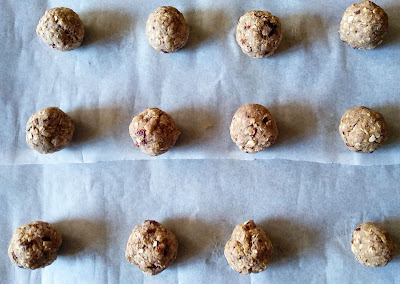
146;6;189;53
339;106;387;153
125;220;178;275
339;1;388;50
129;108;180;156
351;222;397;267
236;10;282;58
8;221;62;269
230;104;278;153
26;107;75;154
224;220;273;274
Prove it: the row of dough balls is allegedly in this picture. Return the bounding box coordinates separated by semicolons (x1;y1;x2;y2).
36;1;389;56
25;105;388;155
8;220;397;274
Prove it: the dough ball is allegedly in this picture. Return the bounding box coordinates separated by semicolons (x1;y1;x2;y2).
8;221;62;269
129;108;180;156
351;222;397;267
236;11;282;58
125;220;178;275
339;1;388;50
26;107;75;154
230;104;278;153
36;7;85;51
224;220;273;274
146;6;189;53
339;106;387;153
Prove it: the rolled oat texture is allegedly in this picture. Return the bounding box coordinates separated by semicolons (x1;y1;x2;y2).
351;222;397;267
8;221;62;269
339;0;388;50
236;10;282;58
26;107;75;154
224;220;273;274
125;220;178;275
230;103;278;153
146;6;189;53
36;7;85;51
339;106;387;153
129;107;180;156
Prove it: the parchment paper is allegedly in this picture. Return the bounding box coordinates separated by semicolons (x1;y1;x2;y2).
1;0;400;166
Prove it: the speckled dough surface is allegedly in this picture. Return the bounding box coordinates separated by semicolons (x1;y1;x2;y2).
125;220;178;275
146;6;189;53
224;220;273;274
236;10;282;58
8;221;62;269
36;7;85;51
339;0;388;50
129;108;180;156
230;104;278;153
26;107;75;154
351;222;397;267
339;106;387;153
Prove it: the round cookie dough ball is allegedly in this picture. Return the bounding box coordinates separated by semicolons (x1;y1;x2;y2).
36;7;85;51
26;107;75;154
339;106;387;153
125;220;178;275
129;108;180;156
146;6;189;53
236;11;282;58
224;220;273;274
8;221;62;269
230;104;278;153
351;222;397;267
339;1;388;50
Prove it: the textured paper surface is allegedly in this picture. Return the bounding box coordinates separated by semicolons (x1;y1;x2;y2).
1;0;400;165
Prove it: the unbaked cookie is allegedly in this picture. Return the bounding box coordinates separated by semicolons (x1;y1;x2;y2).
125;220;178;275
129;108;180;156
36;7;85;51
26;107;75;154
224;220;273;274
351;222;396;267
236;10;282;58
339;106;387;153
339;1;388;50
8;221;62;269
230;104;278;153
146;6;189;53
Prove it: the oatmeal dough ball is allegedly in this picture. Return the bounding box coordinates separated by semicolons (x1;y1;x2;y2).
351;222;397;267
36;7;85;51
339;106;387;153
236;11;282;58
339;1;388;50
8;221;62;269
146;6;189;53
230;104;278;153
129;108;180;156
26;107;75;154
224;220;273;274
125;220;178;275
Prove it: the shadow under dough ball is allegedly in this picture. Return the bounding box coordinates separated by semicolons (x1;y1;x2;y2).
351;222;397;267
236;10;282;58
129;107;181;156
146;6;189;53
125;220;178;275
36;7;85;51
8;221;62;269
339;106;387;153
339;0;388;50
224;220;273;274
230;103;278;153
26;107;75;154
